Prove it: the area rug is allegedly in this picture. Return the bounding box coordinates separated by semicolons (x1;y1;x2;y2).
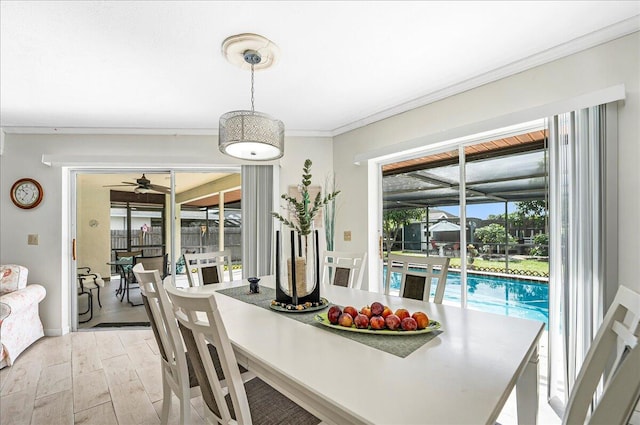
92;322;150;328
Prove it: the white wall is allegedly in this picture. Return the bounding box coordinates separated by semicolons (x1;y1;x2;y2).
77;174;112;278
0;133;332;334
333;33;640;294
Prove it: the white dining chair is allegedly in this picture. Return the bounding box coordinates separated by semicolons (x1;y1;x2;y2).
384;254;450;303
133;263;253;425
183;250;233;287
321;251;367;289
562;284;640;425
164;283;322;425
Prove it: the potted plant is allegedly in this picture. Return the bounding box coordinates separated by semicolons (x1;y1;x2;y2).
272;159;340;300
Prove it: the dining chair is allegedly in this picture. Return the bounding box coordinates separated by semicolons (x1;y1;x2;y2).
77;267;105;323
134;254;168;279
132;264;254;425
384;254;450;303
321;251;367;289
562;284;640;425
183;250;233;287
164;283;322;425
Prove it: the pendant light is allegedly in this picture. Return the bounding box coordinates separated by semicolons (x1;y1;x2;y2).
219;34;284;161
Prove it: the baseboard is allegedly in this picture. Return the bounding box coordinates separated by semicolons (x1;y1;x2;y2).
44;326;70;336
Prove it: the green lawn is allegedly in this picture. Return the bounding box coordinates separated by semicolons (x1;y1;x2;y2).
449;257;549;275
388;251;549;276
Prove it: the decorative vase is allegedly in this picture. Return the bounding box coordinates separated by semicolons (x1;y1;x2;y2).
274;228;321;306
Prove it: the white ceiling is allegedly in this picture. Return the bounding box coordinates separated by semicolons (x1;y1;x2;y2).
1;1;638;136
81;172;233;194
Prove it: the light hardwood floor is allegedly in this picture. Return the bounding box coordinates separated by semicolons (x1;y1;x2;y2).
0;329;208;425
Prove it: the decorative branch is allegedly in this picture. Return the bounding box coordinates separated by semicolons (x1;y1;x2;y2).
272;159;340;236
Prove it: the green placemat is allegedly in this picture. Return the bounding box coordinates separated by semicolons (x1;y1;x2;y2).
216;285;442;358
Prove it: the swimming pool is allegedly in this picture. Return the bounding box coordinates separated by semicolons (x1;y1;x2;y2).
385;269;549;326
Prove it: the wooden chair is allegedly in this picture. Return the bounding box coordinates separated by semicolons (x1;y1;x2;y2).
384;254;450;303
164;283;322;425
132;264;254;425
562;284;640;425
321;251;367;289
183;251;233;287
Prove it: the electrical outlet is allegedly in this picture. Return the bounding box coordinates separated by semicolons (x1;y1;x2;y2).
344;231;351;241
28;234;39;245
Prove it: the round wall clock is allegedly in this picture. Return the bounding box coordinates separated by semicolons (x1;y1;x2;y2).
10;178;44;209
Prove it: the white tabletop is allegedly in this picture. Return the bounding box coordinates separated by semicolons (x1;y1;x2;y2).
184;276;544;425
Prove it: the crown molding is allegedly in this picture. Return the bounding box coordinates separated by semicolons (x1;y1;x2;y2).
332;16;640;137
0;126;333;138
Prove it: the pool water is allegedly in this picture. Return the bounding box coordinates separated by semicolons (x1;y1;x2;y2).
385;269;549;326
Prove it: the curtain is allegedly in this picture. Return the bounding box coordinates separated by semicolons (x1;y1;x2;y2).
241;165;274;278
547;104;614;414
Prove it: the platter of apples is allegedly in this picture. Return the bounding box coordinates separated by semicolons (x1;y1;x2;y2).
314;301;440;335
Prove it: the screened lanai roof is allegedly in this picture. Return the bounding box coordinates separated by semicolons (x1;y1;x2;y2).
383;131;547;210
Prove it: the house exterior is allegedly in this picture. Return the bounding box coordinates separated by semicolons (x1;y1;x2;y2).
1;32;638;336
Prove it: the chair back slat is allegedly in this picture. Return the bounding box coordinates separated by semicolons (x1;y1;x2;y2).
321;251;367;289
183;251;233;287
384;254;450;303
563;285;640;425
165;283;252;424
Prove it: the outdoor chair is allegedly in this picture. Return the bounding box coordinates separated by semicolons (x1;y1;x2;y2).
321;251;367;289
77;266;105;323
114;249;142;301
183;250;233;287
562;284;640;425
384;254;450;303
164;283;321;425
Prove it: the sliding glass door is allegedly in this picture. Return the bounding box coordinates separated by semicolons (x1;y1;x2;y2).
381;127;549;316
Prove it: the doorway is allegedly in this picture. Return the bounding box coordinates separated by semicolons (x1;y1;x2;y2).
73;169;241;330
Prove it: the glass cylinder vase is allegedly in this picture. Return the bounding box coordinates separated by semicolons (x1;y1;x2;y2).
274;228;320;306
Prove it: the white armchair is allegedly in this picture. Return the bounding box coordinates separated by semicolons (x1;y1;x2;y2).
0;264;46;368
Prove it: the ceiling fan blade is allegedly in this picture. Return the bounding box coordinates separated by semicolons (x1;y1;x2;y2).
103;183;137;187
148;184;171;194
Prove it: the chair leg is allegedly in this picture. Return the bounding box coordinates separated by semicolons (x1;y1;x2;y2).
78;292;93;324
160;370;172;425
96;286;102;308
78;291;91;315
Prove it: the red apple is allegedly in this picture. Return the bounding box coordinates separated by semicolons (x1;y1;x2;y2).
344;305;358;319
360;306;372;318
412;311;430;330
381;306;393;318
370;315;386;330
354;314;370;329
370;302;384;316
338;313;354;327
395;308;410;321
327;305;342;324
385;314;401;330
401;317;418;331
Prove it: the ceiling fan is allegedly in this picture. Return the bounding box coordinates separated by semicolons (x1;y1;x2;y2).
103;174;171;194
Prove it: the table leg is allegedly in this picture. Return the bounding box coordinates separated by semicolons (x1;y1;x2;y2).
516;345;539;425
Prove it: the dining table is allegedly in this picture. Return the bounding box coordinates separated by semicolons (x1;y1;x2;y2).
181;275;544;425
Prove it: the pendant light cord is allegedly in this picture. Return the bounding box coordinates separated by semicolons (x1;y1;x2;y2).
250;63;255;113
